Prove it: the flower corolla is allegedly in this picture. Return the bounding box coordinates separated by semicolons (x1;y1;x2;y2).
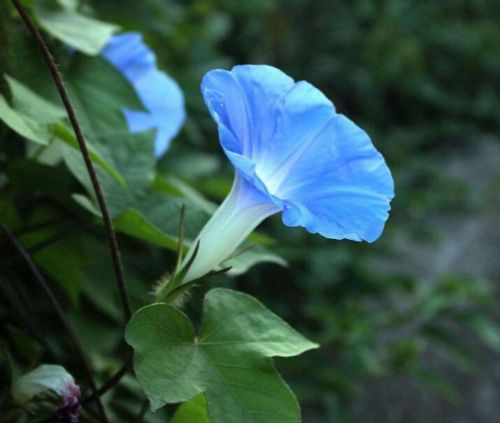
181;65;394;283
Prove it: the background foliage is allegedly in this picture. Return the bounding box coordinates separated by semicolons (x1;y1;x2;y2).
1;0;500;422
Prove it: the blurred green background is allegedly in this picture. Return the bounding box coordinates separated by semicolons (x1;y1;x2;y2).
1;0;500;422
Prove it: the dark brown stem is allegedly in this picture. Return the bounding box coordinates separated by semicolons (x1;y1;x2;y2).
0;222;109;422
82;357;132;406
9;0;132;322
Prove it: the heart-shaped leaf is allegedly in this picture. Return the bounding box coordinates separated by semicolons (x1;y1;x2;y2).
126;288;318;423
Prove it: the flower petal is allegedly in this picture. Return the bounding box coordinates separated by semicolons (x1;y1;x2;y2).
279;115;394;242
133;71;184;118
101;33;154;81
102;32;185;156
201;65;301;159
202;66;334;180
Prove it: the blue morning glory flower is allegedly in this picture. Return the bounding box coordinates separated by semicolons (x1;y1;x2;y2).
181;65;394;283
102;32;185;156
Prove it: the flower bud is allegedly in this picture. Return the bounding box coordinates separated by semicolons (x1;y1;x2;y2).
12;365;81;422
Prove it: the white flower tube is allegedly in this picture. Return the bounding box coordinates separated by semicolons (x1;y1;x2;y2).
181;174;279;283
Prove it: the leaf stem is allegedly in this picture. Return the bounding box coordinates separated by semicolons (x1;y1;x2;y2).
9;0;132;321
0;221;109;423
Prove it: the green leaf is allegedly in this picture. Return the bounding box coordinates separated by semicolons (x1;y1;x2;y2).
55;125;126;187
71;193;101;216
0;72;63;144
113;208;178;250
35;6;118;55
1;75;125;185
33;240;86;305
171;394;210;423
0;94;50;144
154;174;216;215
126;288;318;422
225;247;287;276
19;220;87;304
65;55;143;136
65;129;210;248
5;74;66;123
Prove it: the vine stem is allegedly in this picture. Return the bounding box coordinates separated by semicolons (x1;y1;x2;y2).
0;222;109;423
82;357;132;406
9;0;132;321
